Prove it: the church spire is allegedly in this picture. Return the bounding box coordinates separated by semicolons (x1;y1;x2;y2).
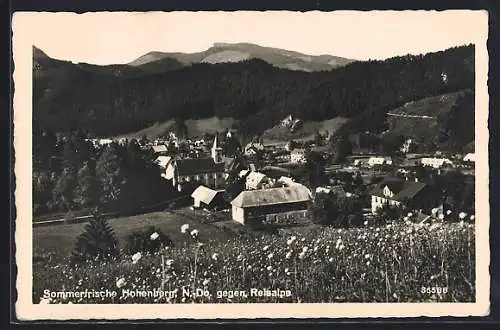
211;134;223;163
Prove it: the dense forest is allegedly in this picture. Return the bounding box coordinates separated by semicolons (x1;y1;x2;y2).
34;45;474;143
32;129;179;216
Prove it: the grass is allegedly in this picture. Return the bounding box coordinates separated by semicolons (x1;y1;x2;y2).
33;209;239;259
33;220;476;304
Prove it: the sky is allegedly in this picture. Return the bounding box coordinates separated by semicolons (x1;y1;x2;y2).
16;10;486;65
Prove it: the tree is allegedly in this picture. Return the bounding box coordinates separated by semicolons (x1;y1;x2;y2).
95;145;125;209
314;130;323;146
380;134;405;156
52;167;78;212
71;212;119;263
74;162;101;209
330;133;352;163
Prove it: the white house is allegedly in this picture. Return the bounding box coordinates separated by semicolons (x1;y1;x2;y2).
290;148;307;163
371;178;441;214
420;157;453;169
368;156;393;167
191;185;226;210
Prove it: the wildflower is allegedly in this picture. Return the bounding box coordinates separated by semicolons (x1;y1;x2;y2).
459;212;467;219
470;215;475;221
431;208;438;216
116;278;127;288
247;265;252;270
267;253;274;259
328;257;334;263
446;210;452;215
263;245;270;251
39;297;51;304
290;235;297;241
298;252;305;260
202;279;210;286
285;251;293;259
300;237;306;242
166;259;174;267
364;221;368;226
337;229;342;233
211;253;219;261
180;224;190;233
338;244;345;251
438;214;444;220
190;229;199;238
132;252;142;264
364;254;371;259
150;232;159;241
286;239;294;245
302;246;309;253
285;268;289;273
393;292;398;299
407;212;413;218
366;261;371;266
267;265;273;271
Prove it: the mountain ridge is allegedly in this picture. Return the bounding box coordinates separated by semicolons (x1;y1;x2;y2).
127;42;354;72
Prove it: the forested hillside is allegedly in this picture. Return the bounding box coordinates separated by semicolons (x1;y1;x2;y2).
34;45;474;143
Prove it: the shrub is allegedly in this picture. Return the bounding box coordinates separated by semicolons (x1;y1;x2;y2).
125;226;173;254
71;213;119;263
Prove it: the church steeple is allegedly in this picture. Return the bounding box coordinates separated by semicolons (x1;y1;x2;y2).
211;134;223;163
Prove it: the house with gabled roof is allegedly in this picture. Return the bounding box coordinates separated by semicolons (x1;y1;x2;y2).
191;185;227;210
370;177;442;214
231;185;312;227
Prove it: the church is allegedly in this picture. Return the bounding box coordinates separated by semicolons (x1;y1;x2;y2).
164;136;227;192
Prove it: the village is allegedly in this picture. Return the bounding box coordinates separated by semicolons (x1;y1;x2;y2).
85;117;476;231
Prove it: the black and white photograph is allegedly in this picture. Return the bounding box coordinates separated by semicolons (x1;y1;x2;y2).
14;10;489;319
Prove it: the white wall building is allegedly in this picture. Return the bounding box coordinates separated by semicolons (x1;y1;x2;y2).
420;157;453;169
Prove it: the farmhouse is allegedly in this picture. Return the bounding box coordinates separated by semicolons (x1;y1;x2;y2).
231;185;312;227
370;178;442;214
290;148;307;163
191;185;227;210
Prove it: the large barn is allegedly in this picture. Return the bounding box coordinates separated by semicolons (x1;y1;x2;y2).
230;185;312;227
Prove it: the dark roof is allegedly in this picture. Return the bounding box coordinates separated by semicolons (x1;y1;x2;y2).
394;181;427;200
372;178;429;202
176;158;225;176
380;179;405;194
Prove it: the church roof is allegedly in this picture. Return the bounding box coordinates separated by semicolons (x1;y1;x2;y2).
176;158;224;176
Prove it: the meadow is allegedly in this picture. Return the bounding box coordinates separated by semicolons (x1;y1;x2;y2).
33;216;475;304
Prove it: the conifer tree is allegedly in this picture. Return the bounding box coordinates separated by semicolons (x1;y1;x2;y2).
71;212;119;263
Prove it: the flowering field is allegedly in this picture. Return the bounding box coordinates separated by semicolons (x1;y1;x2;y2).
34;221;475;304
